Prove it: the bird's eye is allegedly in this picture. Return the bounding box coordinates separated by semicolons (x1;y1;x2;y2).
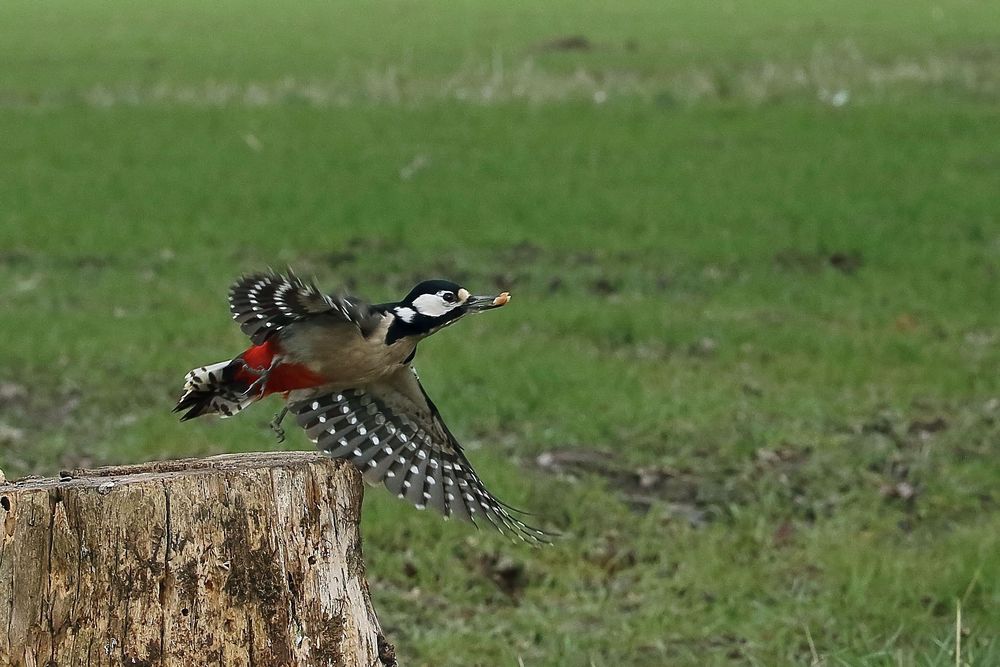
442;292;457;303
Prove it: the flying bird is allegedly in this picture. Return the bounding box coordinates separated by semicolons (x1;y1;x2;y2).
174;269;548;543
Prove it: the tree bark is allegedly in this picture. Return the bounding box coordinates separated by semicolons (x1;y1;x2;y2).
0;452;396;667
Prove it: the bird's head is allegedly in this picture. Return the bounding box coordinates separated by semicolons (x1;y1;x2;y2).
388;279;510;341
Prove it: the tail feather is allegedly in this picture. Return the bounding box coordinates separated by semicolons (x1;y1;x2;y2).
173;360;257;420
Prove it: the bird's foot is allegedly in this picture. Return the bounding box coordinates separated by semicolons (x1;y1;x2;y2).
269;406;289;443
236;356;282;397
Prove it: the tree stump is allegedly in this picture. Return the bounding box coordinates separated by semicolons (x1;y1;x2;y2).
0;452;396;667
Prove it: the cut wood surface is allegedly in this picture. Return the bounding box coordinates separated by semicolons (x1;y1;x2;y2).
0;452;396;667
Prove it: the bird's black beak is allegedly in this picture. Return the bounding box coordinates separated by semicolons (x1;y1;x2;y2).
465;292;511;312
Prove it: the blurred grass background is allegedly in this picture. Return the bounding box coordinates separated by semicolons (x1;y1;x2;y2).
2;1;999;664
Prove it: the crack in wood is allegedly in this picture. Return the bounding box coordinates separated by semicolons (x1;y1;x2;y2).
47;489;58;664
161;482;171;667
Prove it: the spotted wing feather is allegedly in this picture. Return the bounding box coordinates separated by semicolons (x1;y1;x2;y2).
228;269;377;344
288;368;551;544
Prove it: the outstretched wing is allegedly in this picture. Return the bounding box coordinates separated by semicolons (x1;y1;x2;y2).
229;269;378;345
288;367;551;544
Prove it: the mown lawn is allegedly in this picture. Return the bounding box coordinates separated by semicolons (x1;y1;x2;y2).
1;1;999;665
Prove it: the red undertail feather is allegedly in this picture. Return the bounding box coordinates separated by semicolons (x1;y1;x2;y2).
174;340;326;420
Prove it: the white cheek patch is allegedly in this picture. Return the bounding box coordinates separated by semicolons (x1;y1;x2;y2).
412;293;455;318
394;306;417;323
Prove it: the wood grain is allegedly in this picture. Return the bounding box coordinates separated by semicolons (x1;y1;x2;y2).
0;452;394;667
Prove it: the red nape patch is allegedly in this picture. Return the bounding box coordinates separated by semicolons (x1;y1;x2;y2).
235;340;326;396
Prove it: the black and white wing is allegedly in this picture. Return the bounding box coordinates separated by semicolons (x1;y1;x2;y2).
229;269;378;344
288;367;551;544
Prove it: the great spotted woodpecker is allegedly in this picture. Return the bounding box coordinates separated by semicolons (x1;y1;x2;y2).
174;269;549;543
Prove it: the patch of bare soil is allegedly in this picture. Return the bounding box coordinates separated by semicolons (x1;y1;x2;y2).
536;448;712;526
535;35;593;53
773;248;864;275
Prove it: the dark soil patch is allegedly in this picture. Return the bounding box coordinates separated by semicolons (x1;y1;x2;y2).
774;248;863;275
536;448;712;525
537;35;593;52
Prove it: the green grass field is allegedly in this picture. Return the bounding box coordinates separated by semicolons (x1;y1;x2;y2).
2;1;999;664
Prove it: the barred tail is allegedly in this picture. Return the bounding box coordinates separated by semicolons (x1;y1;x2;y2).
173;360;257;421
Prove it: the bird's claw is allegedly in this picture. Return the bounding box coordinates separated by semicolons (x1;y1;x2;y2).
235;356;281;397
270;406;289;443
